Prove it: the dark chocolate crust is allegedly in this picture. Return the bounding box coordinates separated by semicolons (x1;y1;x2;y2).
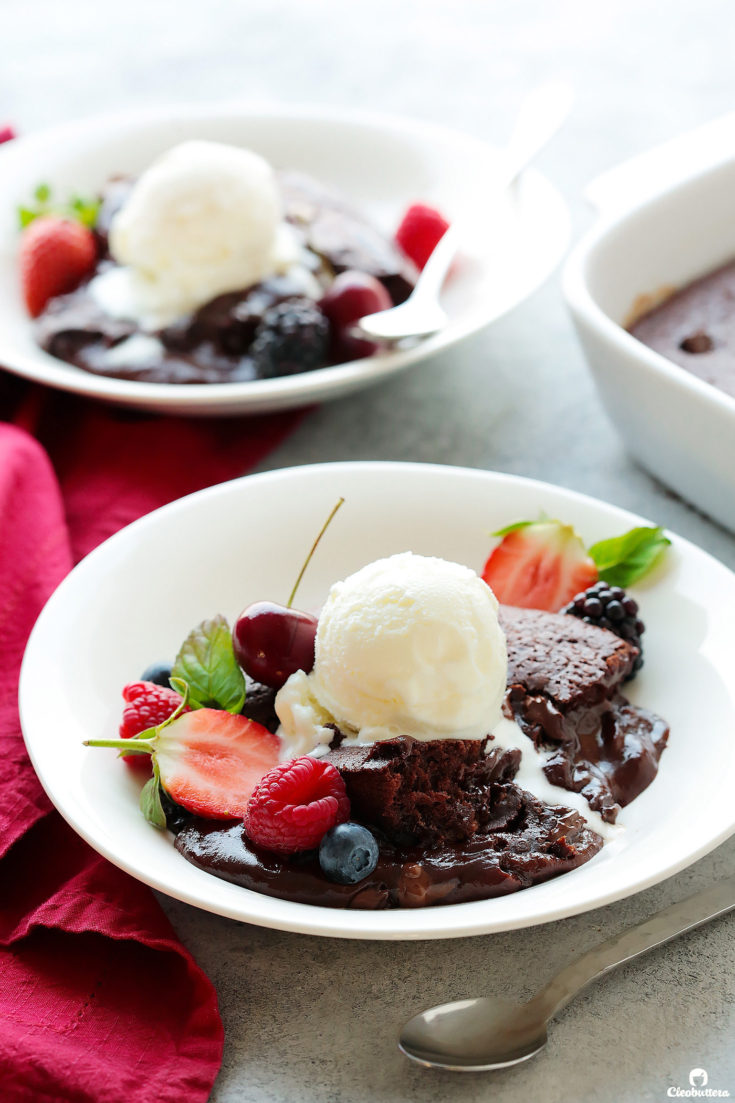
501;605;637;710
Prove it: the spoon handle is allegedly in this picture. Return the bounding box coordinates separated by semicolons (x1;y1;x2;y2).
533;873;735;1021
497;81;574;191
409;84;572;305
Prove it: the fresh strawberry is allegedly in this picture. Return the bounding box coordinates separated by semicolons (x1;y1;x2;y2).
0;125;16;144
19;215;97;317
244;757;350;854
395;203;450;269
86;708;281;821
119;680;189;770
482;519;599;611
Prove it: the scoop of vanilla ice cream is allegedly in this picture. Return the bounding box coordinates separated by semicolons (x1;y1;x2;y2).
275;552;508;755
107;140;281;326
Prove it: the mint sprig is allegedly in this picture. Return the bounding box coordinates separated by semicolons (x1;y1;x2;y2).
171;615;246;713
588;526;671;588
17;181;101;230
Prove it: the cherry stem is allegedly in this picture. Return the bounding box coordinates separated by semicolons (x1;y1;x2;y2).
287;496;345;609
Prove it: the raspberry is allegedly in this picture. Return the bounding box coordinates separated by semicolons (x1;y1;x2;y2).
395;203;450;270
244;756;350;854
119;680;189;768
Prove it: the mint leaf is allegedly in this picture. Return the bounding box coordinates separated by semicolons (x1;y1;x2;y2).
140;763;167;829
171;614;246;713
34;182;51;204
588;526;670;587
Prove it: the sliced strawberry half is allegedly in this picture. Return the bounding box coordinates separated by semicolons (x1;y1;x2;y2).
86;708;281;821
482;519;598;611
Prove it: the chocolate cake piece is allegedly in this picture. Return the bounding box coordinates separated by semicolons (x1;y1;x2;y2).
500;606;668;821
500;605;637;709
324;738;520;847
241;678;279;734
279;171;417;304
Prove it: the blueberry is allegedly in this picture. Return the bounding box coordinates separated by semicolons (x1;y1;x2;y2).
141;662;173;687
319;823;379;885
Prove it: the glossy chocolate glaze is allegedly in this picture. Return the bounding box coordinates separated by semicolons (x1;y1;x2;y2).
501;607;668;823
175;784;602;910
629;261;735;400
33;172;415;386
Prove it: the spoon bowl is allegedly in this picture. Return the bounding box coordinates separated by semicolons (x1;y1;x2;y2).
399;996;548;1071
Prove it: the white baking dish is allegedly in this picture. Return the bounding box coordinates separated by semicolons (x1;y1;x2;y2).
563;115;735;531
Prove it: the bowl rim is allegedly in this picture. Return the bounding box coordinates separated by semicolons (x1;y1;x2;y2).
562;154;735;419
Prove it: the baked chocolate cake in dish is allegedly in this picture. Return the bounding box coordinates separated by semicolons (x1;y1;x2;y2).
86;515;670;911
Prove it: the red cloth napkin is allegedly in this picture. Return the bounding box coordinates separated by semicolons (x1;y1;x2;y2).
0;374;305;1103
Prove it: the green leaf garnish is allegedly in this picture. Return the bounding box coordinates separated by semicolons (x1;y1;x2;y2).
588;526;671;587
492;519;536;537
16;182;101;230
492;513;552;538
140;761;167;829
171;615;246;714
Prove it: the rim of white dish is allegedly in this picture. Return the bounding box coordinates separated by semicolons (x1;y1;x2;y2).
0;102;569;414
562;155;735;421
19;461;735;939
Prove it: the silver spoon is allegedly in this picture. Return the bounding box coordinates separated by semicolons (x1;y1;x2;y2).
356;81;574;343
399;872;735;1072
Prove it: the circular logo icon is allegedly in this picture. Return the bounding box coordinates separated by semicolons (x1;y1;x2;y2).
689;1069;709;1088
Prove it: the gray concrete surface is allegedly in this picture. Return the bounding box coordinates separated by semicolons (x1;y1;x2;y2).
5;1;735;1100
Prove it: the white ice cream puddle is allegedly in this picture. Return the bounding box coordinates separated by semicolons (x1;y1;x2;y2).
89;266;148;324
104;333;165;368
491;715;619;840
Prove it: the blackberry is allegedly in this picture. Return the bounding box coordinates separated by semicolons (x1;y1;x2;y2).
250;298;329;379
561;581;645;678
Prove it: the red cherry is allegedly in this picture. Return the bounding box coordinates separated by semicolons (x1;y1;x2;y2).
233;601;318;689
320;271;392;362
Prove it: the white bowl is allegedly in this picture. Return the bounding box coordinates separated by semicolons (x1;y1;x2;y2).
563;123;735;532
19;462;735;940
0;103;569;416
